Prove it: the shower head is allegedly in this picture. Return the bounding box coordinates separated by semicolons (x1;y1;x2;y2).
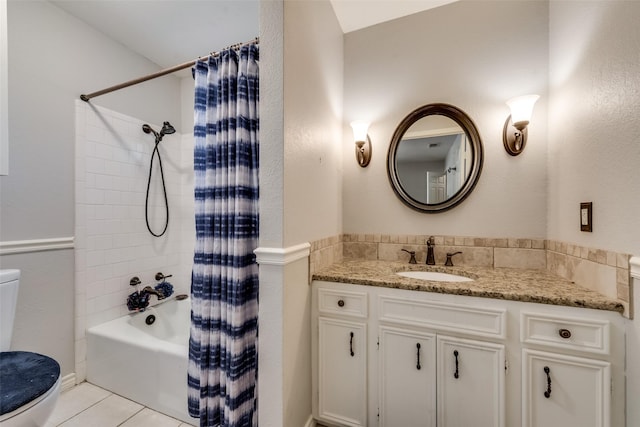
142;121;175;142
160;121;176;136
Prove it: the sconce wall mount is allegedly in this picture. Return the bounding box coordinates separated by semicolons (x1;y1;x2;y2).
350;121;372;167
502;116;529;156
502;94;539;156
355;136;372;167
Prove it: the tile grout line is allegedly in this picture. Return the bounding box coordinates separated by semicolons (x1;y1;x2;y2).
55;390;114;426
116;406;146;426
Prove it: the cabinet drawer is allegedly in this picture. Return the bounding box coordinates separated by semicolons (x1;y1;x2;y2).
520;312;610;355
317;288;368;319
378;296;506;339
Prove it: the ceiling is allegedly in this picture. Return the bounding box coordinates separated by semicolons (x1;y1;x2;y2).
50;0;457;71
331;0;457;33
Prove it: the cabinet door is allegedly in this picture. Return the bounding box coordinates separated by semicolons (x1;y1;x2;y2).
378;327;437;427
437;335;505;427
522;349;611;427
317;317;367;426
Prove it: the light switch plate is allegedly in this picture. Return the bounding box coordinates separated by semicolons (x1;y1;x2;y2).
580;202;592;232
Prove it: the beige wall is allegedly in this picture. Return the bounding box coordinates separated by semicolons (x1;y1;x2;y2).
283;0;344;247
282;1;343;425
548;1;640;256
342;1;548;239
1;0;181;376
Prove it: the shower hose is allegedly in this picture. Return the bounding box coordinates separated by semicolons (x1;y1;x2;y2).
145;137;169;237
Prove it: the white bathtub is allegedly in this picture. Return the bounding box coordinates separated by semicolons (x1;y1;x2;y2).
87;297;197;424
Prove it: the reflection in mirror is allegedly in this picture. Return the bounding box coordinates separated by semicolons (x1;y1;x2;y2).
387;104;483;213
396;116;471;204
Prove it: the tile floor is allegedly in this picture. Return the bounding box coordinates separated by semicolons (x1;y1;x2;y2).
45;382;197;427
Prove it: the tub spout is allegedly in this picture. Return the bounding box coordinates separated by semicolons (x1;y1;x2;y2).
142;286;166;300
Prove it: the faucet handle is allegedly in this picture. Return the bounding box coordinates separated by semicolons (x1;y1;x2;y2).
401;249;417;264
155;272;173;281
427;236;435;246
445;251;463;266
129;276;142;287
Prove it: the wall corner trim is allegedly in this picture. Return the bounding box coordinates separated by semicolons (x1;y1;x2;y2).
254;243;311;266
0;237;75;256
631;256;640;279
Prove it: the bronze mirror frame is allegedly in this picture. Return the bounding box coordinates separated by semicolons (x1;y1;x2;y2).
387;103;484;213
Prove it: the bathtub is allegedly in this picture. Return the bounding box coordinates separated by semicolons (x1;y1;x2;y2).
86;296;197;424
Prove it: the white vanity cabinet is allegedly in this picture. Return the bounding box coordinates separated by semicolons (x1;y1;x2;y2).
313;287;369;427
312;280;625;427
377;330;505;427
436;335;505;427
520;311;620;427
522;349;610;427
378;327;437;426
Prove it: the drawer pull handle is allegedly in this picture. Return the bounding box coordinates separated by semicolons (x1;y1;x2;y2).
337;299;345;307
453;350;459;379
558;328;572;339
544;366;552;398
416;343;422;370
349;332;355;357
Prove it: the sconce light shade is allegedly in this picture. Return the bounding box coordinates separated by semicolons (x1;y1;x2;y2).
350;120;372;167
506;95;539;129
503;94;539;156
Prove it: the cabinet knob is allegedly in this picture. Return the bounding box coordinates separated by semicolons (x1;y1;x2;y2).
337;299;345;307
558;328;572;339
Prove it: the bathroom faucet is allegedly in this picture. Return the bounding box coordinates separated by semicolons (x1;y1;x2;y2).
445;251;462;266
426;236;436;265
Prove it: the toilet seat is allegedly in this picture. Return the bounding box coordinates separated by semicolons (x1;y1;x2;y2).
0;351;61;424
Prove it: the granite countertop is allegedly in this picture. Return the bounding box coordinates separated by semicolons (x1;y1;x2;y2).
312;260;625;314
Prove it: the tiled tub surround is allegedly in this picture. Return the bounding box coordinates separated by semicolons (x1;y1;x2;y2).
75;102;195;381
313;260;624;313
309;234;632;316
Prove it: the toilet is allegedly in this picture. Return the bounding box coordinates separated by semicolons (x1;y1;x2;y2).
0;269;61;426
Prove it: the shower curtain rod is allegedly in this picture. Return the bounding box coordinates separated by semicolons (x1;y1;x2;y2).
80;37;259;102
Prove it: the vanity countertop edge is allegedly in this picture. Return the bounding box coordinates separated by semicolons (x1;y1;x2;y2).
312;260;625;314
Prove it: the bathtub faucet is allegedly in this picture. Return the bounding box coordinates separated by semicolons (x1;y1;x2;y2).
126;286;165;312
141;286;167;300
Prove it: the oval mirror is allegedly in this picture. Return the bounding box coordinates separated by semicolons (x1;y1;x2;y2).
387;103;483;212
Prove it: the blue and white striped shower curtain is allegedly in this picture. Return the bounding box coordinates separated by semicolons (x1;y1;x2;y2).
188;44;259;427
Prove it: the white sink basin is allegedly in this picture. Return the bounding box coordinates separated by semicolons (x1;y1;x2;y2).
396;271;473;282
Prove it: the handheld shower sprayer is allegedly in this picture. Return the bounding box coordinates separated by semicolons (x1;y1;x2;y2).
141;121;176;237
142;121;175;142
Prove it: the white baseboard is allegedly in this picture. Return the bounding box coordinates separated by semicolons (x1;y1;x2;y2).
61;373;77;392
304;414;316;427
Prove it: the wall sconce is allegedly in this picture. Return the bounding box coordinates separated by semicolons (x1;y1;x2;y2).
350;120;372;167
502;94;539;156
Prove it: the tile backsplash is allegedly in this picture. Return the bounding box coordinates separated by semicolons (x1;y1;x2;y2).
310;233;632;316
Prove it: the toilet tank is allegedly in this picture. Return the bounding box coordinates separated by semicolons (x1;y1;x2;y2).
0;269;20;351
